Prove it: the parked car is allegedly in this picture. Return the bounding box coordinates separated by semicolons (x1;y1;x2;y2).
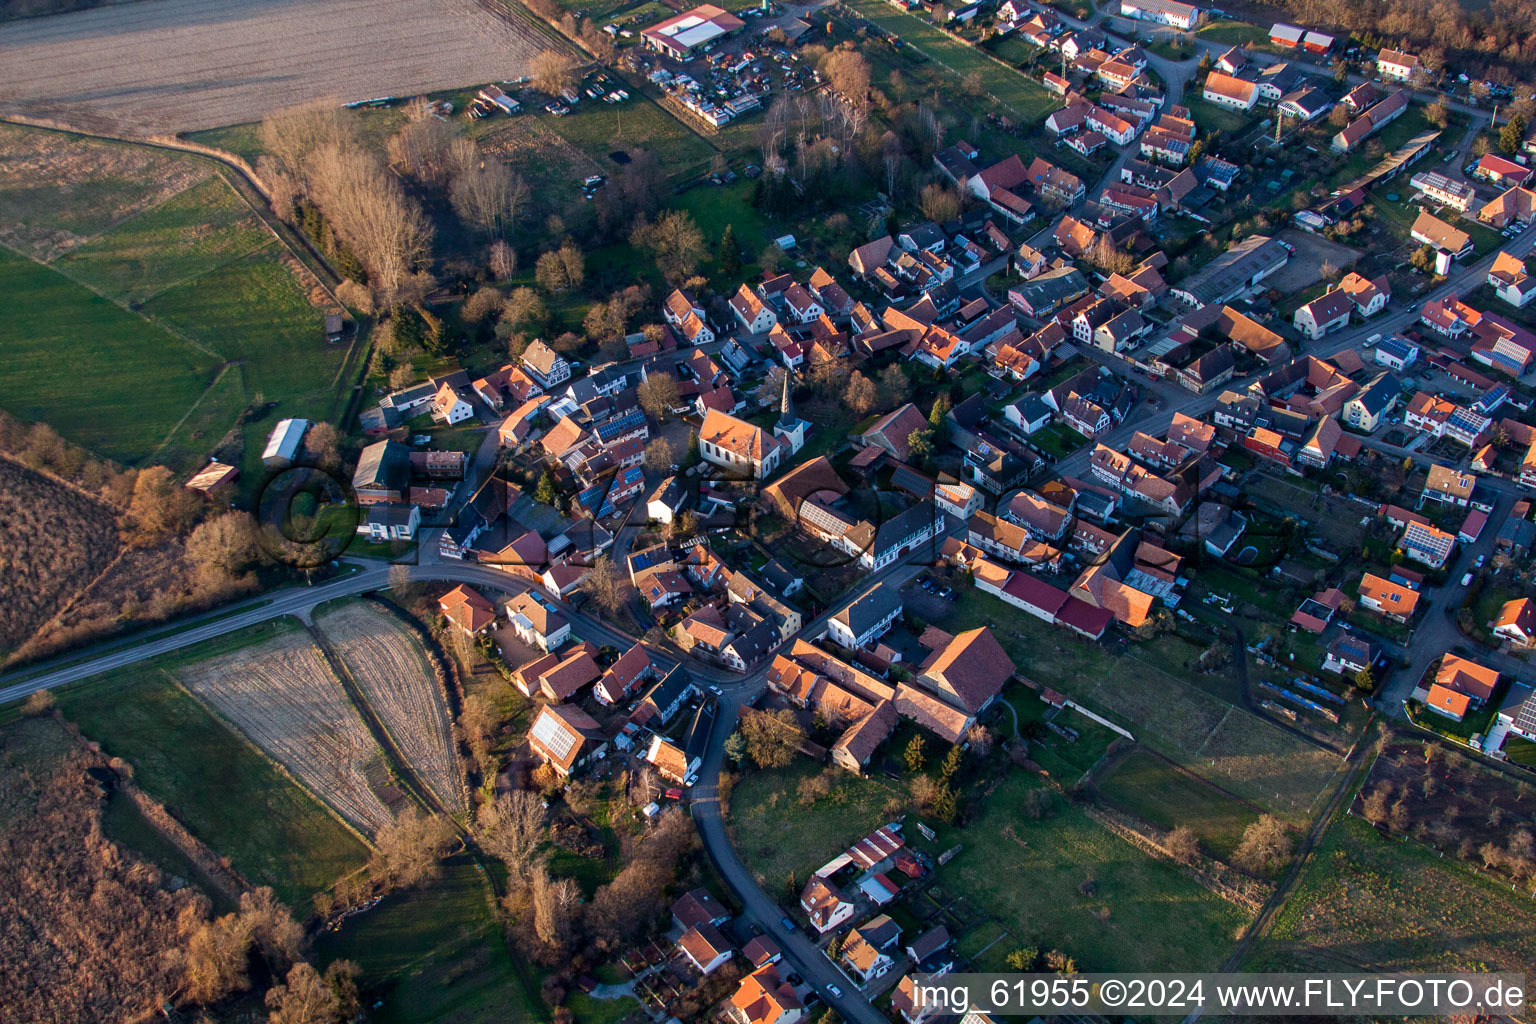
828;985;843;999
1462;572;1474;586
1475;554;1486;568
780;916;796;932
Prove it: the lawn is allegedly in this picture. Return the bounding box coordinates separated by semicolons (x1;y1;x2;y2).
1096;749;1260;860
0;245;221;463
844;0;1055;123
914;772;1250;971
1182;95;1257;135
316;857;546;1024
1503;734;1536;765
1194;19;1273;49
51;621;370;908
54;175;272;303
939;588;1344;820
1255;814;1536;975
1031;422;1089;459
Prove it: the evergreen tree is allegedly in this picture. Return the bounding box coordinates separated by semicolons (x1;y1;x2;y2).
718;224;743;278
904;735;926;772
534;470;557;506
940;744;963;782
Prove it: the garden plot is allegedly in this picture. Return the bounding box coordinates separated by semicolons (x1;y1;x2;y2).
315;602;463;812
178;628;395;834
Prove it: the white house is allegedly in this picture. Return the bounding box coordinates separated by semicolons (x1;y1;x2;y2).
1119;0;1202;30
1292;289;1353;340
827;582;903;649
357;502;419;541
1203;72;1259;111
1376;48;1420;81
729;284;779;333
699;408;784;480
430;383;475;424
505;592;571;652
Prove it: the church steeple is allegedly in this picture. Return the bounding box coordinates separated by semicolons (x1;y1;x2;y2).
777;369;795;429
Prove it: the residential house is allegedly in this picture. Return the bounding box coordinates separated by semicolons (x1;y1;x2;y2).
1493;597;1536;648
357;502;419;541
594;644;655;706
438;584;496;635
1411;210;1473;257
799;878;854;934
1376;48;1420;81
1423;464;1476;507
1342;372;1399;431
522;340;571;389
1401;520;1457;568
1489;251;1536;307
727;963;803;1024
505;592;571;652
1358;572;1420;622
828;582;903;650
730;284;779;333
1374;335;1419;370
1203;71;1258;111
678;922;734;975
527;704;606;776
1293;289;1354;340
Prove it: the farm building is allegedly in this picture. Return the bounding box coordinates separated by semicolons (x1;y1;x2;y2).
641;4;745;59
1119;0;1202;30
262;418;308;468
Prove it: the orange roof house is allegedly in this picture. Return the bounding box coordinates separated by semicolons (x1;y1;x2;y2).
1424;683;1471;721
1493;597;1536;648
1434;653;1499;703
916;627;1015;713
1356;573;1420;622
438;584;496;634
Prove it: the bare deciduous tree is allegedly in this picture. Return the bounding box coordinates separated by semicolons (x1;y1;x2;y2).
451;159;530;237
630;210;706;282
1233;814;1294;875
578;557;633;616
265;961;361;1024
477;790;545;872
531;50;579;96
370;808;456;889
644;437;677;473
637;372;680;420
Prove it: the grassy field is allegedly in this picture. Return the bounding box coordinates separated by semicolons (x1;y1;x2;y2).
844;0;1055;123
143;247;348;481
1256;814;1536;975
1096;748;1260;860
0;122;213;260
316;858;544;1024
729;758;1247;971
0;126;351;474
727;759;901;890
52;621;370;908
916;772;1249;971
0;246;222;462
939;588;1343;820
54;176;271;303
